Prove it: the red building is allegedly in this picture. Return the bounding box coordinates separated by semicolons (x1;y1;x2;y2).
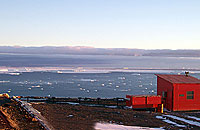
156;74;200;111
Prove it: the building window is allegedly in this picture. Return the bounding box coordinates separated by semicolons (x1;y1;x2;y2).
187;91;194;99
162;91;167;99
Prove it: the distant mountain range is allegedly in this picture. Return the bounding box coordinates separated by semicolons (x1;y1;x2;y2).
0;46;199;57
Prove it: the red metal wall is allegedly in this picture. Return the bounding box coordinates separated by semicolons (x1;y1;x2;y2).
157;77;174;111
173;83;200;111
126;95;161;108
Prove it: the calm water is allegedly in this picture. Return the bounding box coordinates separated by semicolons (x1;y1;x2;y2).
0;72;200;98
0;54;200;97
0;53;200;69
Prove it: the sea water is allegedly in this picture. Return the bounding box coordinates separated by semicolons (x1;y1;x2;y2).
0;54;200;98
0;72;200;98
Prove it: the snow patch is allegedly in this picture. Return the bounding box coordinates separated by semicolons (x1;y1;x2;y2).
156;115;186;128
162;120;186;128
164;115;200;127
95;123;164;130
187;116;200;121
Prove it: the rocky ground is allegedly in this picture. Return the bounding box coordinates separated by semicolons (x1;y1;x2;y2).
32;103;191;130
0;97;45;130
1;97;200;130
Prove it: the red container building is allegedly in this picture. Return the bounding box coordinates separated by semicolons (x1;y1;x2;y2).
126;95;161;109
156;74;200;111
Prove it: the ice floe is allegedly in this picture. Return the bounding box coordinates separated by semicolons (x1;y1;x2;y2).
0;80;10;83
32;85;41;88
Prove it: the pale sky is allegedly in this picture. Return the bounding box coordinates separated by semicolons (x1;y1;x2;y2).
0;0;200;49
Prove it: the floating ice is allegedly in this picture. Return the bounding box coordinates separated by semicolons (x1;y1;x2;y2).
0;80;10;83
118;77;126;80
8;73;21;76
131;73;141;76
120;90;128;92
138;85;143;87
80;88;85;91
47;82;52;85
32;85;41;88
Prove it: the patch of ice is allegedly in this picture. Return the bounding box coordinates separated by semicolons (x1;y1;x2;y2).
32;85;41;88
80;79;97;82
66;102;80;105
187;116;200;121
131;73;141;76
9;72;21;75
138;85;143;87
0;80;10;83
47;82;52;85
162;119;186;128
105;106;118;109
94;123;164;130
164;115;200;127
156;116;166;120
120;90;129;92
118;77;126;80
67;115;73;117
